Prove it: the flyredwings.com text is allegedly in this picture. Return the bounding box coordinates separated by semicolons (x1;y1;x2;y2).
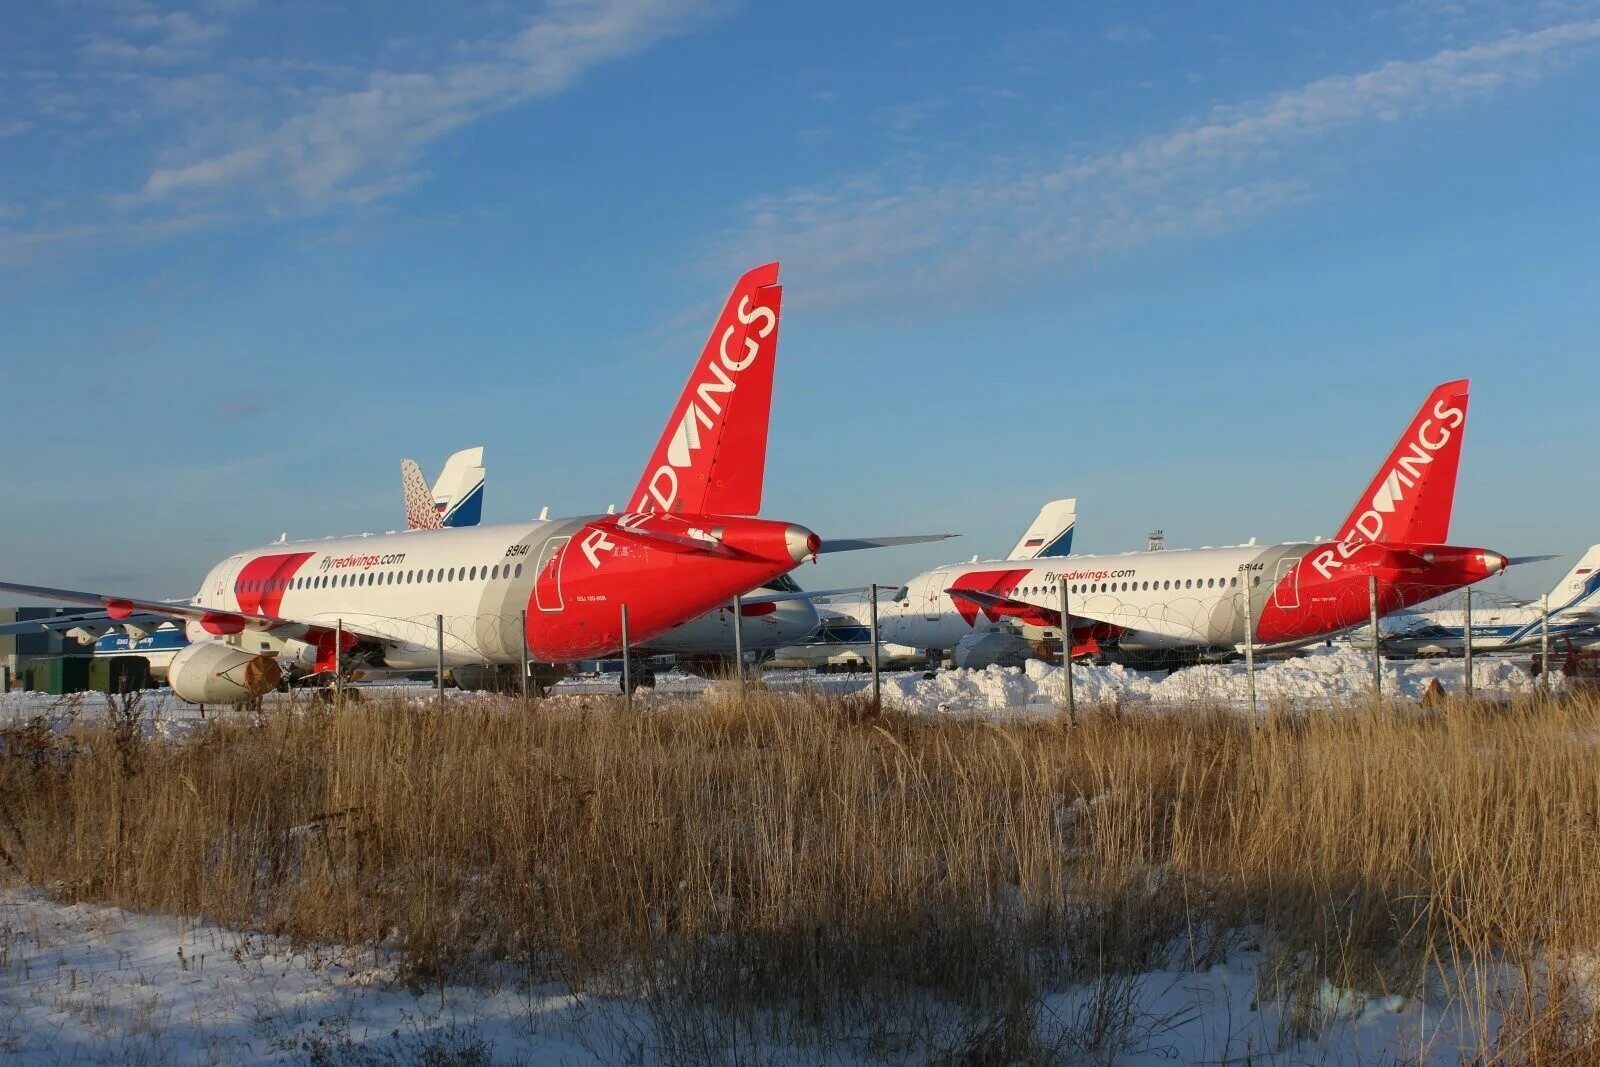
319;552;407;572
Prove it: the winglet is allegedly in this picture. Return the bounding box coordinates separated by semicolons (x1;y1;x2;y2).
629;263;782;517
1334;379;1469;546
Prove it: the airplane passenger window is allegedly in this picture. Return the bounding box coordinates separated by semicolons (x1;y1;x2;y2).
1253;576;1261;586
515;564;523;579
449;568;457;581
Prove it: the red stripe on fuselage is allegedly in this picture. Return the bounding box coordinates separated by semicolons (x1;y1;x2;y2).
233;552;315;618
948;568;1033;627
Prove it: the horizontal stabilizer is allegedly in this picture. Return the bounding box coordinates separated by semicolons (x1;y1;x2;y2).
589;516;750;559
732;585;868;606
817;533;958;554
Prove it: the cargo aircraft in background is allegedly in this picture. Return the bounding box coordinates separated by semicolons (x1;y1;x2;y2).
870;380;1527;668
0;263;950;703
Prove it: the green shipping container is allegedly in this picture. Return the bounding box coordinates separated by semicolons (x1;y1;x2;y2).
27;657;91;695
88;656;152;694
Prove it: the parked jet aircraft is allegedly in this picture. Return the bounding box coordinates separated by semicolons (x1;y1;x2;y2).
1353;544;1600;657
778;497;1083;669
0;263;946;703
405;448;823;683
870;380;1517;666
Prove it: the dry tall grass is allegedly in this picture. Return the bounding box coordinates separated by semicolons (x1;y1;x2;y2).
3;688;1600;1061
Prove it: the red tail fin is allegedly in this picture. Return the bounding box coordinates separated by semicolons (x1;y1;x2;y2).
1334;379;1470;545
629;263;782;516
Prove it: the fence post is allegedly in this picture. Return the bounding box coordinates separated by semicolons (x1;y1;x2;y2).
435;614;445;708
335;617;344;708
1242;576;1256;717
620;604;632;709
1463;587;1474;701
1059;578;1076;726
1541;593;1552;697
732;594;745;693
520;609;530;701
1368;575;1382;704
869;583;881;711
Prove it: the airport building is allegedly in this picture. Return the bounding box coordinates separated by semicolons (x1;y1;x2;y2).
0;607;93;691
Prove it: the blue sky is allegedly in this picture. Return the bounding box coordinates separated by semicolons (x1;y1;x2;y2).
3;0;1598;605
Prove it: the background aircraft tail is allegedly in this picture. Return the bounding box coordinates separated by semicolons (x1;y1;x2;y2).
1546;544;1600;613
402;459;442;530
629;263;782;516
1007;498;1077;559
1333;379;1469;545
432;447;485;527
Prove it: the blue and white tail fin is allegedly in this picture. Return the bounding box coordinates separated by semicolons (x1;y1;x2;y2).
432;447;485;528
1007;498;1077;560
1546;544;1600;616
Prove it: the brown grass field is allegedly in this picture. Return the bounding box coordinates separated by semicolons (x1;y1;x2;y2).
3;688;1600;1062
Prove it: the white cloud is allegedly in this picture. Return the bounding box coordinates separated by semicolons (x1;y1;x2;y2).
1105;23;1153;45
136;0;715;207
718;20;1600;307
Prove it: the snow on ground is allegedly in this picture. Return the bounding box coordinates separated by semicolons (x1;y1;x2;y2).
881;648;1542;716
0;649;1546;730
0;886;1510;1065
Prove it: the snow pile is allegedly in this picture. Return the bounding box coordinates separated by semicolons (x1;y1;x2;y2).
883;649;1540;716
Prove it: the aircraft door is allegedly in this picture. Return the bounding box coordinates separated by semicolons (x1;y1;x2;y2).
533;536;571;613
921;571;949;620
212;556;244;606
1273;558;1301;610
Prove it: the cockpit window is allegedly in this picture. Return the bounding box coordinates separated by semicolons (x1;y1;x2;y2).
890;585;909;603
763;573;802;593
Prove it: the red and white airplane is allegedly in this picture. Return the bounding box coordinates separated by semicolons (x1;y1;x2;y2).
872;380;1516;666
1;263;944;702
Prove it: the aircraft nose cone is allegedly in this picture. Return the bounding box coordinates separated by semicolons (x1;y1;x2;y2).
786;524;821;563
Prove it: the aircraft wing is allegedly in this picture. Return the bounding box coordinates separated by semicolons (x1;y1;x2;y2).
0;580;390;649
0;608;170;638
945;587;1062;629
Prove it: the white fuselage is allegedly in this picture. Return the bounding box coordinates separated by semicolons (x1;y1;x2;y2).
866;544;1308;654
190;521;568;670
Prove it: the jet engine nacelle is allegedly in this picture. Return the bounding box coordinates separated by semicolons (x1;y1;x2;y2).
168;641;283;704
952;631;1034;670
